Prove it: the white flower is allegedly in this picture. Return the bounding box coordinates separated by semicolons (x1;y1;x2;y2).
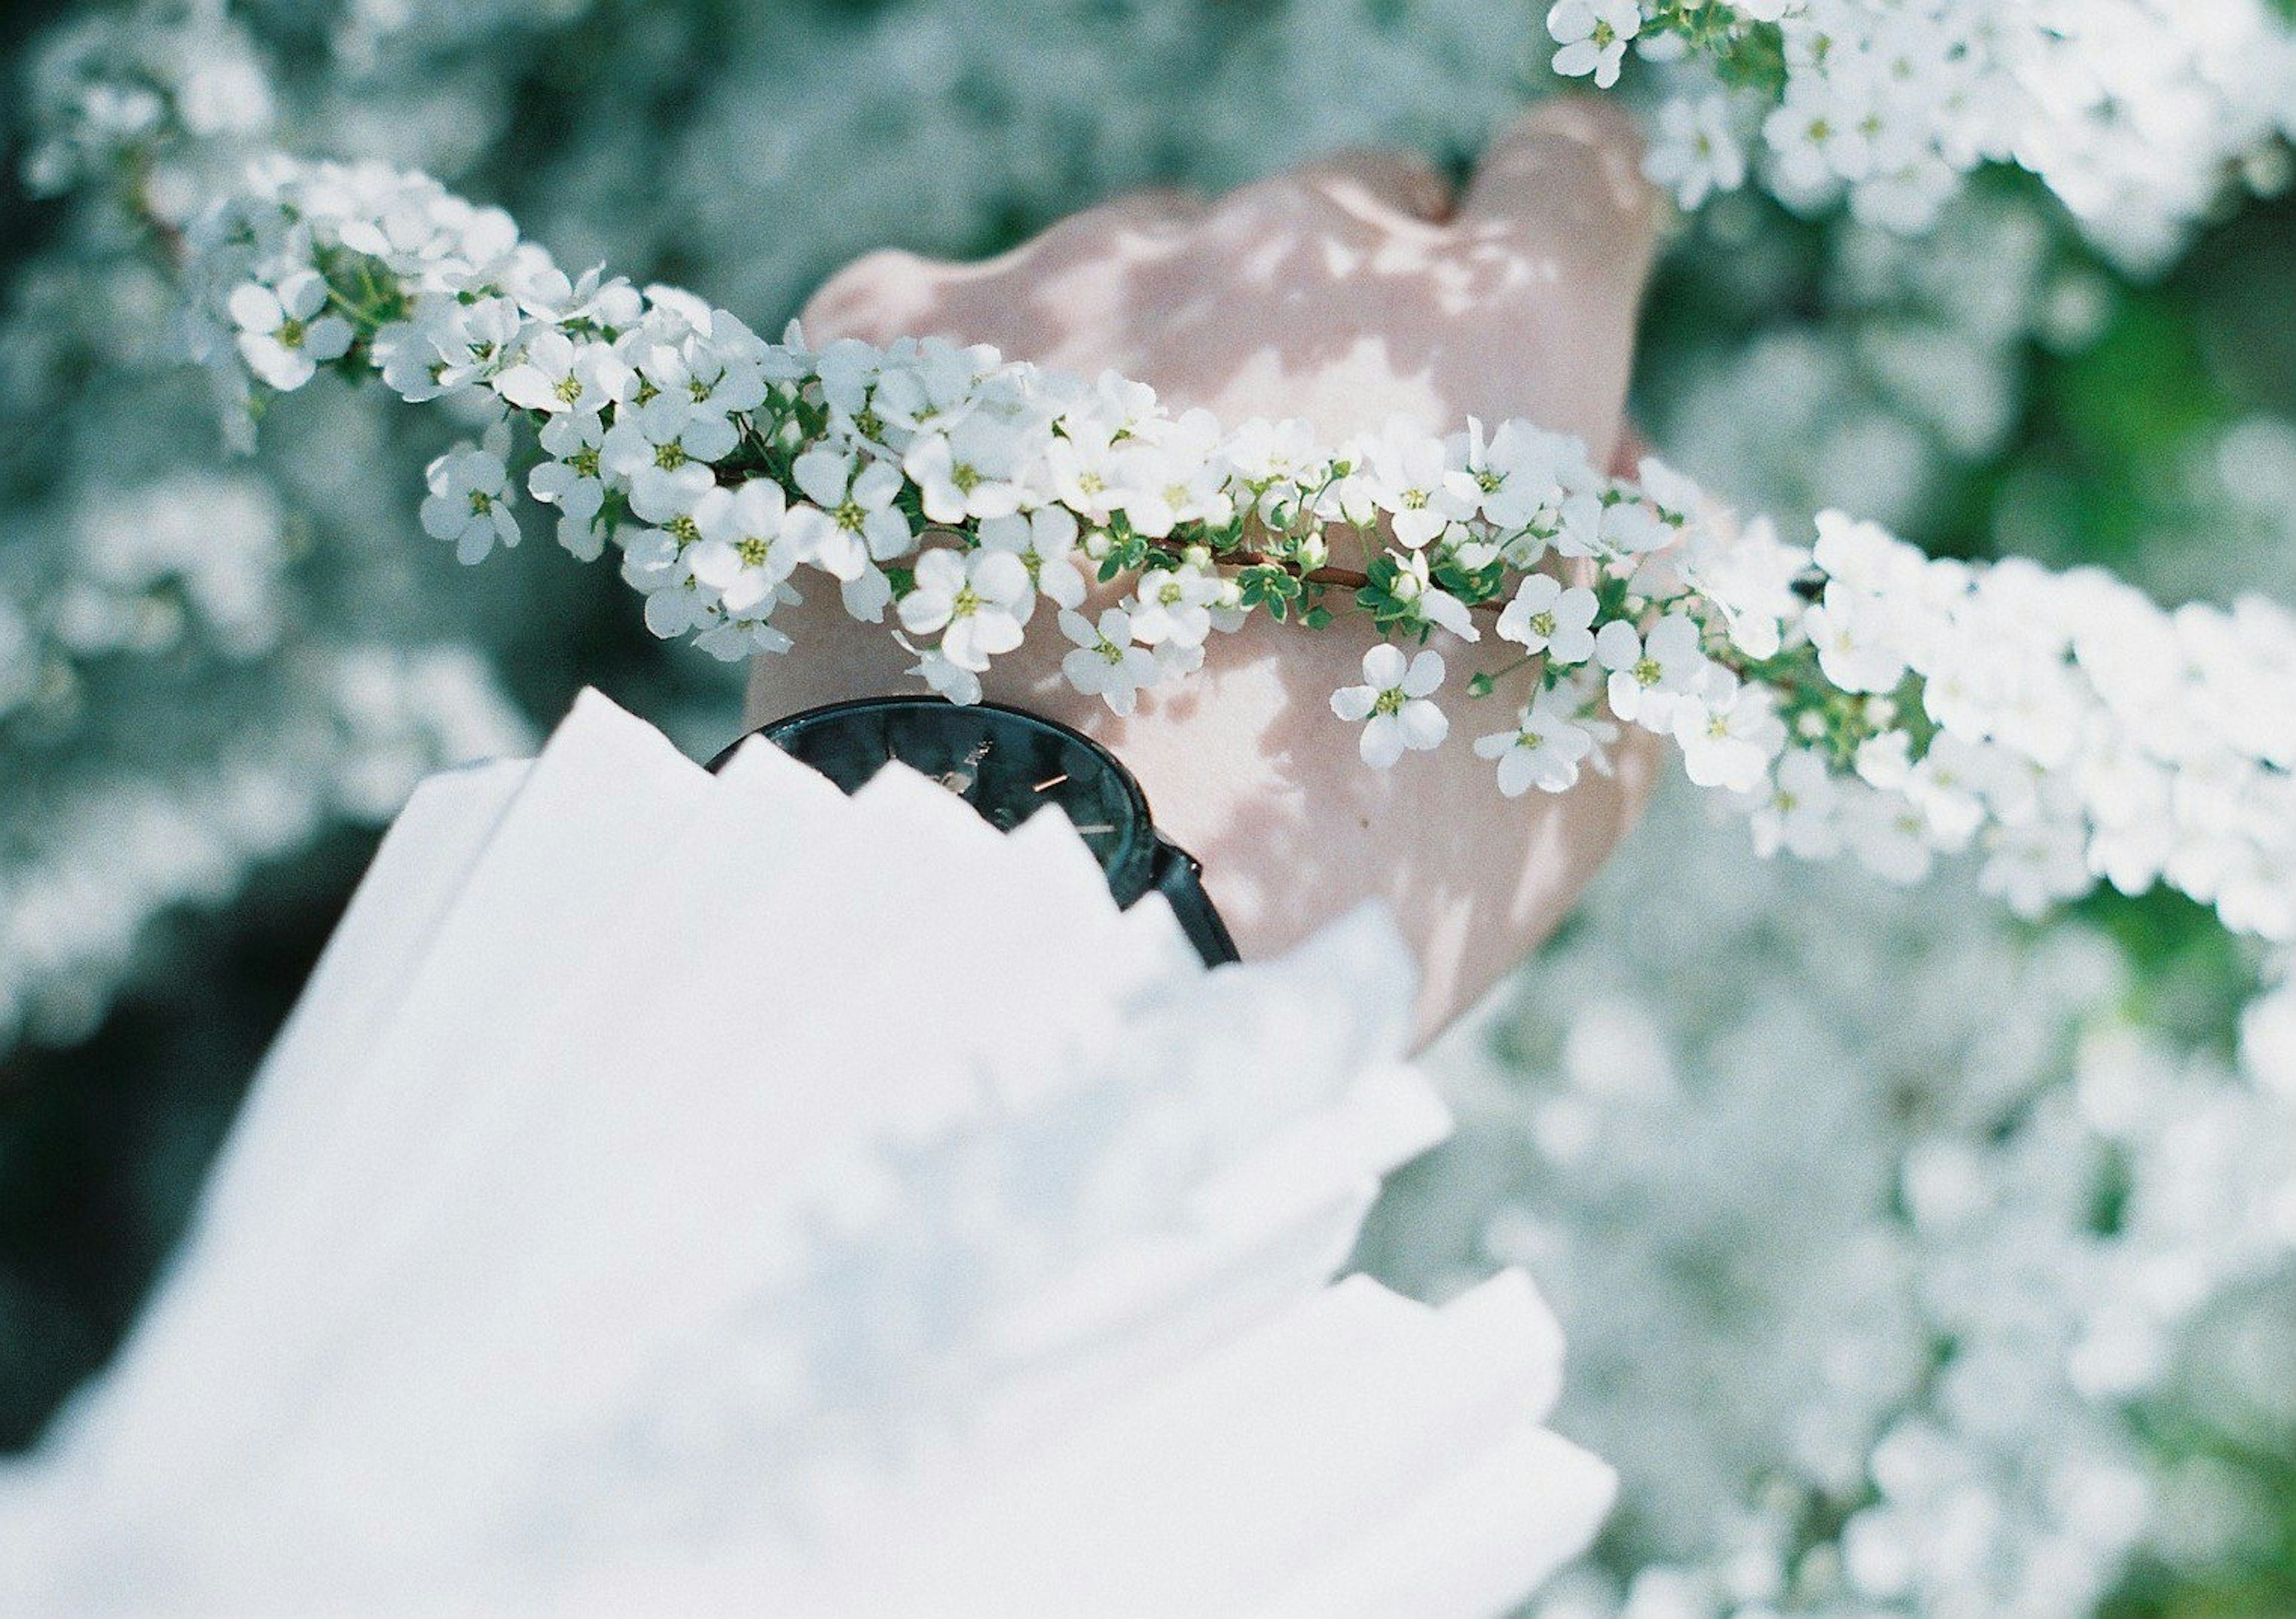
1766;80;1876;194
1152;636;1207;683
634;329;768;419
1116;411;1236;536
1467;419;1592;539
1812;511;1925;596
693;607;792;662
511;263;643;330
618;521;686;608
393;294;521;398
1547;0;1641;90
1804;591;1910;696
1597;493;1675;557
1387;551;1480;643
1126;563;1223;649
908;643;982;706
1686;515;1809;661
1223;416;1320;490
1844;784;1936;885
1980;818;2093;919
1476;691;1596;796
1060;607;1161;716
527;411;610;560
1674;679;1788;793
1745;748;1845;861
871;337;999;435
371;301;471;402
1595;613;1705;726
897;546;1033;672
1496;575;1599;664
1331;644;1448;769
494;330;628;416
1907;733;2034;851
979;507;1087;610
600;399;733;524
228;273;352;391
784;448;914;580
1044;423;1131;526
1364;419;1479;549
903;416;1027;524
841;564;894;625
688;481;793;614
418;444;520;564
1646;94;1749;210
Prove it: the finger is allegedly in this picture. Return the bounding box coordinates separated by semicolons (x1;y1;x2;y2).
1607;421;1652;480
1007;184;1206;265
1449;99;1662;466
799;247;962;346
1093;184;1209;227
1456;96;1657;275
801;181;1204;342
1286;149;1454;224
1210;149;1452;239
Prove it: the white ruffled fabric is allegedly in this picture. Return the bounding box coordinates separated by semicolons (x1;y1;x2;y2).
0;691;1613;1618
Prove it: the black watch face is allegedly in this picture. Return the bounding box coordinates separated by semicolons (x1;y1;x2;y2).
752;698;1159;903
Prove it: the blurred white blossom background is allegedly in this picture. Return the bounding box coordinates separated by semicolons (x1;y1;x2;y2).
2;2;2293;1615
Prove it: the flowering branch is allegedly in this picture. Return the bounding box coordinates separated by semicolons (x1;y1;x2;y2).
183;157;2296;941
1544;1;2296;261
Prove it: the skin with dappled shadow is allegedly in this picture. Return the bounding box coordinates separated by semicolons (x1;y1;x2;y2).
747;98;1666;1045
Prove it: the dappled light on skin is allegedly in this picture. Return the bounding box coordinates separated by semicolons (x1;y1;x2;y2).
753;100;1664;1044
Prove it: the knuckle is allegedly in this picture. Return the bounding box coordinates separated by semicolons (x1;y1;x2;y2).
802;248;934;337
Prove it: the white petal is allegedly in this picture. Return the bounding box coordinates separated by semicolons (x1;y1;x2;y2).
971;549;1033;606
1396;699;1449;752
227;282;282;334
1402;651;1446;698
853;457;905;509
792;448;850;508
1359;715;1407;768
1593;619;1641;671
1361;643;1408;689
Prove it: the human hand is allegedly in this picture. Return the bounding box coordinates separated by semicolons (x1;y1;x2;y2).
747;97;1664;1044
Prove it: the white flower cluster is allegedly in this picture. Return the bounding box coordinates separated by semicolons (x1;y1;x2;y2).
1373;781;2296;1619
0;642;526;1049
19;1;274;206
187;156;2296;943
1;0;579;1065
1555;0;2296;265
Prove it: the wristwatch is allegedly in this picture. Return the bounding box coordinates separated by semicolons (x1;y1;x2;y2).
711;696;1239;969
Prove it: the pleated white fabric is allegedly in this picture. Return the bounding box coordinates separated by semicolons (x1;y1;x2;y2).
0;691;1614;1618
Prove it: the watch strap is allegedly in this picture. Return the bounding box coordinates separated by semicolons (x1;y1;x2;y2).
1149;833;1240;967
